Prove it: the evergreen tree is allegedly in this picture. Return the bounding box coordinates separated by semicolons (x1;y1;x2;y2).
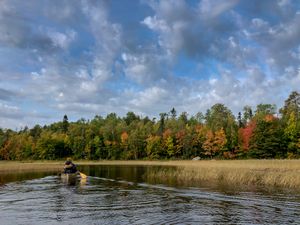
62;115;69;133
238;112;243;128
248;117;285;158
124;112;140;125
158;113;167;135
169;107;177;119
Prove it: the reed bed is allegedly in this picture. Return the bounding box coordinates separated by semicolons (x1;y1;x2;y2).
141;160;300;189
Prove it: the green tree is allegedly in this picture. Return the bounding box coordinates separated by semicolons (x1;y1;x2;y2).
178;112;188;126
254;104;276;120
242;105;253;125
248;117;285;158
146;135;162;159
124;112;140;125
158;113;167;135
284;111;298;154
280;91;300;121
62;114;69;133
124;120;149;159
169;107;177;119
0;128;5;149
205;103;237;151
205;104;235;131
237;112;243;128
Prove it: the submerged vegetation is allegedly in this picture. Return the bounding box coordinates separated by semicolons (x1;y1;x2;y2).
1;91;300;160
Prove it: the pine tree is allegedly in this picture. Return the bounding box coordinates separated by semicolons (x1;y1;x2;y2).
62;115;69;133
248;117;285;158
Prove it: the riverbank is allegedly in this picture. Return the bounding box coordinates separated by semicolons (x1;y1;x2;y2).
1;160;299;189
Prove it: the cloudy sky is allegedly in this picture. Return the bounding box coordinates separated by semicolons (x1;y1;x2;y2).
1;0;300;129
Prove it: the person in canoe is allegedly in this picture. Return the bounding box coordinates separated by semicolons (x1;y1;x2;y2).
63;158;78;174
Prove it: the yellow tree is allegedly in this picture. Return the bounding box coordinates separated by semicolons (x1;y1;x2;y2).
120;131;129;158
165;136;175;157
175;130;186;157
194;124;207;156
214;128;227;157
146;135;162;159
162;129;174;157
203;128;227;158
203;130;214;158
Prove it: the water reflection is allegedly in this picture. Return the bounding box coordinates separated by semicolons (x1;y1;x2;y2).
0;165;299;224
78;164;164;183
0;171;55;185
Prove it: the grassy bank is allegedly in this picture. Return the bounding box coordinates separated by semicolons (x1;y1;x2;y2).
0;161;62;173
1;160;300;189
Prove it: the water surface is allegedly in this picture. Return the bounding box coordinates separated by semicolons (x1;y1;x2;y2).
0;165;299;224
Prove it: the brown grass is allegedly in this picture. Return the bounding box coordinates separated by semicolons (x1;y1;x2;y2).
0;161;62;174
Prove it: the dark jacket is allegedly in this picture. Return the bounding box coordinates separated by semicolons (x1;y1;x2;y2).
64;160;77;174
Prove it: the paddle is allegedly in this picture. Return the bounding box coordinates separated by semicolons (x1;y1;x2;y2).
79;171;87;179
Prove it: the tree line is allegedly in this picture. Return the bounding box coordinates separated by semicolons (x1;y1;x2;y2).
1;91;300;160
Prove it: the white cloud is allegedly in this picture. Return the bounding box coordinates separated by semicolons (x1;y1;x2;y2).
278;0;291;7
199;0;239;18
81;0;122;85
47;29;76;49
128;86;169;113
0;102;29;129
142;16;169;32
122;52;167;85
251;18;269;28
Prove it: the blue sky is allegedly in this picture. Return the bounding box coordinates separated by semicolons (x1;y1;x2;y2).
1;0;300;129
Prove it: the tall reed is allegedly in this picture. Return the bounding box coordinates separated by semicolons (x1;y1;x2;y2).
142;160;300;189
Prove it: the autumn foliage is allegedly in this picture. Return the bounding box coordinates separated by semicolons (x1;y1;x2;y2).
239;121;256;152
1;91;300;160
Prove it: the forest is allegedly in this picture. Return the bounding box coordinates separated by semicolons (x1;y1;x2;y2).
1;91;300;160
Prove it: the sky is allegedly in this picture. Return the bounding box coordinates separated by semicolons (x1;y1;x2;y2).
0;0;300;129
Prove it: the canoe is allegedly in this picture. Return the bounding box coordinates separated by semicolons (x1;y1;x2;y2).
60;173;80;184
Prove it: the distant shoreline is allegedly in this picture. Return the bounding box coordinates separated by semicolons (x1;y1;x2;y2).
1;160;299;189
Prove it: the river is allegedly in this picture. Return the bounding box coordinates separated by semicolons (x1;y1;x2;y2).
0;165;299;224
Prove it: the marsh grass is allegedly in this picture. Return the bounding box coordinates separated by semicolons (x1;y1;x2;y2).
140;160;300;189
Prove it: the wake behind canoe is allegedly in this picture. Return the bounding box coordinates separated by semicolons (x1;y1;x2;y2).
60;173;80;184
